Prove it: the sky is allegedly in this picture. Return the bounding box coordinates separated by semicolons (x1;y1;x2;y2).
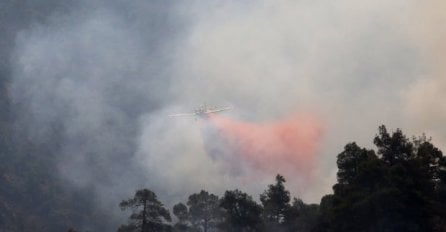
6;0;446;223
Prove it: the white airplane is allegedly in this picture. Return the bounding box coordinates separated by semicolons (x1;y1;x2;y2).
169;103;232;118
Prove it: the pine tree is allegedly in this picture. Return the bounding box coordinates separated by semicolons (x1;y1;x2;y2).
173;203;190;231
317;126;446;232
187;190;221;232
260;174;297;231
220;189;263;231
118;189;171;232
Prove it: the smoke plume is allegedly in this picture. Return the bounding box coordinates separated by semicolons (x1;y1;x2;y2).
6;0;446;228
404;0;446;150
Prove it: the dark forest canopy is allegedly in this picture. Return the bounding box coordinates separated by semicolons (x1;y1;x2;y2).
317;126;446;232
115;175;313;232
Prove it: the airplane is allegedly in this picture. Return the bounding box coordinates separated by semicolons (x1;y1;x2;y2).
168;103;232;118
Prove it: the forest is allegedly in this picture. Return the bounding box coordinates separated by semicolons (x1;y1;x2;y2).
64;126;445;232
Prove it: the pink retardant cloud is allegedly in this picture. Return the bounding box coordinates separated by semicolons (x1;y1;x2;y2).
204;113;324;181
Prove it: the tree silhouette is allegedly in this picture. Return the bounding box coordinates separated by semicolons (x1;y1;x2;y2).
187;190;221;232
317;126;446;232
172;202;190;232
287;198;318;232
118;189;171;232
220;189;263;231
260;174;297;231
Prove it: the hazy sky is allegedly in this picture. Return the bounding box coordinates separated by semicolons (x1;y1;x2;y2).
7;0;446;223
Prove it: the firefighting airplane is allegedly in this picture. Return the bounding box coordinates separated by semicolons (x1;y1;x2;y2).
168;103;232;118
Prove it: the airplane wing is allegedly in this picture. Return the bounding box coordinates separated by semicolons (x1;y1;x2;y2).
168;113;197;117
206;107;233;114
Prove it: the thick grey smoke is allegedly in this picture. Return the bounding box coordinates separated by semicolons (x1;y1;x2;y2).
8;0;443;226
162;0;420;200
10;0;182;221
404;0;446;151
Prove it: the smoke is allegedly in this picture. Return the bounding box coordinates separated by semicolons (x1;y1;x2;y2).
9;1;182;224
163;0;419;201
404;0;446;151
7;0;446;228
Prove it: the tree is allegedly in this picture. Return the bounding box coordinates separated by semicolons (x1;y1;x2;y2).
319;142;384;231
118;189;171;232
336;142;378;188
260;174;297;231
316;126;446;232
314;194;335;232
434;155;446;231
187;190;221;232
287;198;319;232
220;189;263;231
372;127;441;231
172;203;190;232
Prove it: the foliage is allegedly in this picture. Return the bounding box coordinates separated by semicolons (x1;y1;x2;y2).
187;190;221;232
260;174;299;231
317;125;446;232
220;189;263;231
118;189;172;232
288;198;319;232
172;203;190;232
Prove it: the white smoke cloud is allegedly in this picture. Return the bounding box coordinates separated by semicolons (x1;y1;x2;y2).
164;0;420;201
403;0;446;151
